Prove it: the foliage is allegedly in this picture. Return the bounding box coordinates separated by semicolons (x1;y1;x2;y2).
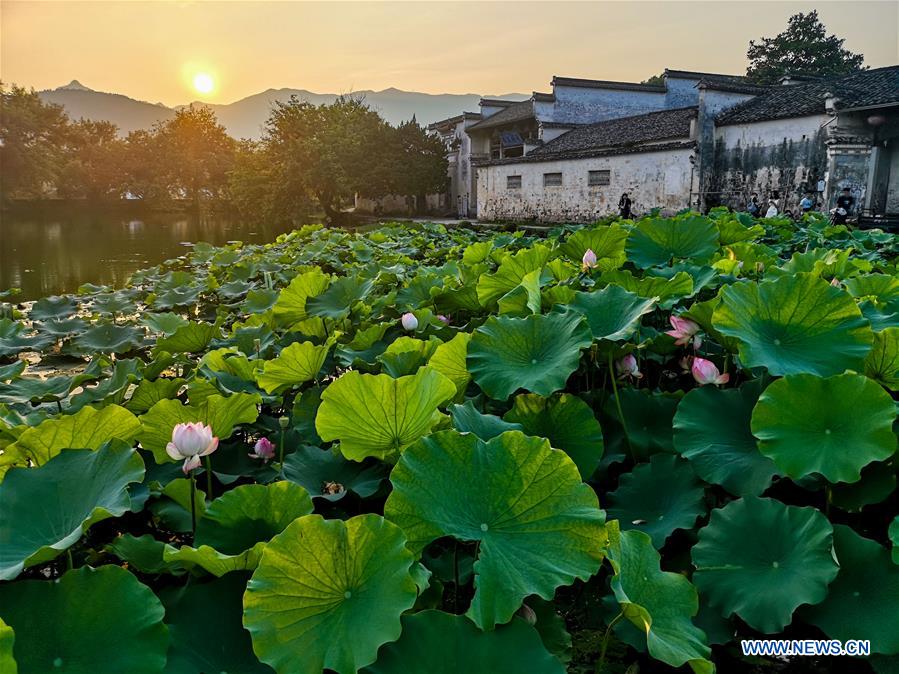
0;212;897;672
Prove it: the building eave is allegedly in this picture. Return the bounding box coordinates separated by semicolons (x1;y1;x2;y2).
550;76;666;93
472;139;696;167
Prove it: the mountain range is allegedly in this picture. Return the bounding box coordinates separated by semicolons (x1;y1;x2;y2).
38;81;528;139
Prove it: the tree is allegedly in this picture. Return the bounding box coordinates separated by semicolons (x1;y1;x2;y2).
641;73;665;87
390;118;448;213
229;139;311;222
56;120;125;201
746;11;865;84
0;84;70;202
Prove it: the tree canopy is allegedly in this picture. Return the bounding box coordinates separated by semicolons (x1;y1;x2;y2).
746;11;865;84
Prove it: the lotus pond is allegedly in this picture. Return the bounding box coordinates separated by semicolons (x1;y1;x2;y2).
1;212;898;673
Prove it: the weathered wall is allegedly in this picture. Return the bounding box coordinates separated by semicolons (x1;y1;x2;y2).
477;147;694;222
550;85;667;124
711;115;828;211
664;77;703;108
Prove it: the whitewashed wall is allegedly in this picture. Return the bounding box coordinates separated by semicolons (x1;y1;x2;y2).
477;147;694;222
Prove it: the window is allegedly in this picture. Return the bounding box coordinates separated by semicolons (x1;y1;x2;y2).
507;175;522;189
588;170;611;186
543;172;563;187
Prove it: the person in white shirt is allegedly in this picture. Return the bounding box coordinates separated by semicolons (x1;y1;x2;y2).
764;199;779;218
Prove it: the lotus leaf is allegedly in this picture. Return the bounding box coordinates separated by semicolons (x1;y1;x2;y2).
385;430;606;629
0;319;55;358
427;332;471;395
477;244;555;307
497;268;542;316
692;496;838;633
600;269;693;309
125;377;185;414
866;327;899;390
141;312;189;335
272;269;330;326
72;323;143;353
243;514;418;674
306;275;374;319
29;295;78;320
106;534;184;575
0;618;14;674
256;340;330;393
626;215;719;268
315;367;455;461
560;224;628;272
0;565;168;674
563;285;656;341
282;445;389;500
712;273;873;376
890;516;899;565
450;400;522;440
155;321;218;353
36;317;89;336
751;373;896;483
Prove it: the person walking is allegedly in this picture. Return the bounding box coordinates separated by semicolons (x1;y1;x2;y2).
799;193;815;214
831;187;855;225
746;193;761;217
618;192;632;219
764;198;779;218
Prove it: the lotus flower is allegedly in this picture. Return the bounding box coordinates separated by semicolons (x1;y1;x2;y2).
166;422;219;474
665;315;702;348
582;249;598;271
830;277;841;287
249;437;275;461
437;314;450;324
400;312;418;331
615;353;642;380
691;357;730;386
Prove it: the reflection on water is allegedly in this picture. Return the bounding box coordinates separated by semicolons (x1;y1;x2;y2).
0;211;298;300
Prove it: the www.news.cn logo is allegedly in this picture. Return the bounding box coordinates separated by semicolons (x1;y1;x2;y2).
741;640;871;657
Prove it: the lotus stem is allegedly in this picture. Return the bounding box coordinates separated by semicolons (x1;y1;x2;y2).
204;456;213;497
608;351;633;462
596;611;624;673
189;471;197;538
453;540;460;614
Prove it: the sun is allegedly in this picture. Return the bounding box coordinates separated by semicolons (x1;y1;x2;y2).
193;72;214;95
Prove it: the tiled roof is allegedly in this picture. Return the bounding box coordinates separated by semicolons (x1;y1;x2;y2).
664;69;749;84
716;66;899;125
528;106;697;159
698;79;770;95
550;76;666;93
473;140;695;166
479;98;520;107
466;99;535;132
426;111;481;131
533;91;555;102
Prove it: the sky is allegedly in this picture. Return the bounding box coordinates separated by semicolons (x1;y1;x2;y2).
2;1;897;106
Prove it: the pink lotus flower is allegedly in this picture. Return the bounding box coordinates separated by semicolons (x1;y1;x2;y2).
249;437;275;462
691;357;730;386
615;354;642;380
666;315;702;348
166;422;219;474
830;277;841;287
400;312;418;331
437;314;450;325
581;249;598;271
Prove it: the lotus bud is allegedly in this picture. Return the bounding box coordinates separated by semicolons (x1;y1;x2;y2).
665;315;702;348
437;314;450;325
691;357;730;386
516;603;538;626
615;354;642;380
401;312;418;331
830;277;841;287
249;437;276;461
278;416;290;430
581;249;598;271
165;422;219;475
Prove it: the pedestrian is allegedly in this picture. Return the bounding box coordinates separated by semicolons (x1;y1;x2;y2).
831;187;855;225
746;193;761;217
764;198;778;218
618;192;632;219
799;193;815;213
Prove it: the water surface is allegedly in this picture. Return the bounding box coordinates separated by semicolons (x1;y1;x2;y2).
1;211;298;300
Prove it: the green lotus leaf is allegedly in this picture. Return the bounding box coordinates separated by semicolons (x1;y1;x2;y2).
306;274;374;319
477;244;555;307
468;312;592;401
315;367;455;461
155;321;218;353
243;288;280;314
36;317;89;336
68;358;143;412
497;269;542;317
450;400;523;440
692;496;838;633
377;336;442;378
712;273;874;376
29;295;79;320
0;445;144;580
72;323;143;354
560;224;629;272
606;454;706;548
801;525;899;655
161;574;273;674
106;534;185;575
0;319;55;358
141;312;189;335
715;213;764;245
137;392;261;464
751;373;896;483
151;284;200;310
362;610;565;674
626;215;719;268
563;285;656;341
427;332;471;395
0;565;168;674
243;514;418;674
4;403;140;468
90;290;136;316
385;430;606;629
607;525;712;673
604;389;680;462
0;361;25;382
866;327;899;390
890;516;899;565
0;375;74;406
503;392;603;479
125;377;185;414
283;445;389;501
599;270;693;309
256;340;330;393
272;269;330;326
829;461;896;512
165;482;313;576
845;273;899;304
0;618;15;674
673;382;779;496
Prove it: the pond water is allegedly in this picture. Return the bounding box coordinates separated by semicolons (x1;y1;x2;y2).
0;211;299;300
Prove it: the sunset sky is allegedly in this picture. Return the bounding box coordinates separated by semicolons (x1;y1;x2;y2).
2;1;897;106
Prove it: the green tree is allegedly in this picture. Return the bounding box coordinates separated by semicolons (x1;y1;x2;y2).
57;120;125;201
122;129;168;202
746;11;865;84
0;83;70;202
229;139;311;222
390;118;448;214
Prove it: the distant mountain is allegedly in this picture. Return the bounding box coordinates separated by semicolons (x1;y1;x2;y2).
37;82;528;139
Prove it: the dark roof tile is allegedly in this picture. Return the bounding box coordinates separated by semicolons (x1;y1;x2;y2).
467;99;535;131
551;76;666;93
